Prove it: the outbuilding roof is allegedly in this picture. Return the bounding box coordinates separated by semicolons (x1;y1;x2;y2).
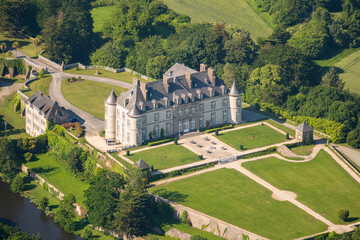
136;158;150;170
296;121;313;132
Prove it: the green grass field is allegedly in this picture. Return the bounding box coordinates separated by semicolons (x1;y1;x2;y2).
61;80;127;120
24;75;52;97
265;120;296;137
91;6;115;33
243;150;360;224
315;48;359;67
127;144;200;170
290;144;315;156
64;68;147;83
0;33;42;58
216;124;286;150
334;48;360;94
163;0;273;40
152;168;327;239
26;151;90;206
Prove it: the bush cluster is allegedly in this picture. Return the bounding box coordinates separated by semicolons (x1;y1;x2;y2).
66;77;83;84
61;122;84;137
240;147;277;159
148;138;173;146
0;58;26;76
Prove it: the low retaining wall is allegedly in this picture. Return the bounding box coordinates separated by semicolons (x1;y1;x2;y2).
166;228;191;240
153;195;268;240
38;54;62;71
22;165;86;216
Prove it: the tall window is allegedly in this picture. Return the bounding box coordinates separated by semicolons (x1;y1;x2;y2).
127;132;130;142
223;98;228;106
178;122;182;132
223;110;228;122
236;98;241;107
154;125;159;137
154;113;159;121
122;112;125;119
199;104;204;112
166;122;171;135
199;115;204;128
137;132;141;145
211;112;216;125
142;116;146;124
184;108;189;115
211;101;216;109
178;109;182;117
136;119;141;129
191;107;196;114
127;119;130;127
166;110;171;119
142;127;147;141
236;110;241;122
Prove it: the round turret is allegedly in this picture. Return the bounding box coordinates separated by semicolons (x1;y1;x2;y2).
105;90;117;140
229;82;242;124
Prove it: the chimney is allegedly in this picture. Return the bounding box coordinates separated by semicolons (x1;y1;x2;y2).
200;63;207;72
140;82;148;101
207;68;215;86
152;99;157;109
139;102;145;111
220;85;226;95
196;89;202;99
132;77;140;86
124;99;129;107
163;75;171;93
186;72;193;89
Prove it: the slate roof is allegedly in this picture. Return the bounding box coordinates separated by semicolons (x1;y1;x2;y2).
163;62;197;78
296;121;313;132
229;82;241;96
105;89;117;105
116;63;230;113
26;91;69;120
136;158;150;170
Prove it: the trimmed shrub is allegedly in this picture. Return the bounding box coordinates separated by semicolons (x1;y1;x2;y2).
285;133;289;139
126;150;130;156
10;174;24;193
239;145;244;150
215;130;219;136
240;147;277;159
198;155;203;160
174;138;178;145
338;209;349;221
148;138;173;146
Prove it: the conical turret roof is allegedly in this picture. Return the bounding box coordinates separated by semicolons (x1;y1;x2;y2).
127;103;142;117
229;82;241;96
105;90;117;105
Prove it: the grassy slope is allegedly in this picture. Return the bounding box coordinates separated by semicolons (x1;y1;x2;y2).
127;144;200;170
61;80;127;120
162;0;273;40
290;144;315;156
315;48;359;67
0;33;42;58
24;75;52;97
334;48;360;94
91;6;115;33
64;68;147;83
216;124;286;150
243;150;360;224
151;168;327;239
26;151;89;206
265;119;296;136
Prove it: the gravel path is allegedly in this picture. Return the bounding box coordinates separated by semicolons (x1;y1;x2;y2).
333;145;360;167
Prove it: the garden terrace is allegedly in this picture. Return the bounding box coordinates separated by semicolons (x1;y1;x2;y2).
24;75;52;97
61;79;127;120
243;150;360;224
151;168;327;239
0;33;43;58
127;144;200;170
215;124;287;150
26;151;90;206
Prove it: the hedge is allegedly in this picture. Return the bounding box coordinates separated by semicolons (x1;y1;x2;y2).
240;146;277;159
148;138;173;146
205;124;234;133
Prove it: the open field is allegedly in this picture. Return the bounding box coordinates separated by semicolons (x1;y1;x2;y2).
24;75;52;97
0;94;28;139
0;33;42;58
162;0;273;40
64;68;148;83
290;144;315;156
216;124;286;150
315;47;359;67
61;80;127;120
91;6;115;33
243;150;360;224
152;168;327;239
26;151;90;206
127;144;200;170
265;119;295;136
334;48;360;94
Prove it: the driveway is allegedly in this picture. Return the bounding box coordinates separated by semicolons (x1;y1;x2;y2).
333;145;360;167
0;80;23;101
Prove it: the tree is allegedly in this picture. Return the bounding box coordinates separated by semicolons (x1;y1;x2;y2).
0;0;32;37
0;137;21;182
249;64;282;89
12;41;19;57
338;209;350;221
321;67;345;90
347;129;360;149
0;42;7;53
32;36;42;57
10;174;24;193
39;197;49;211
6;51;12;58
90;41;127;68
271;0;312;27
84;170;125;229
146;55;169;79
112;167;151;237
222;63;236;87
55;194;76;232
191;236;207;240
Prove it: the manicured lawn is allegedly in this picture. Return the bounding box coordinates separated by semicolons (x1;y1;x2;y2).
127;144;200;170
64;68;147;83
265;119;296;137
0;33;42;58
243;150;360;224
26;151;90;207
24;75;52;97
163;0;273;40
216;124;286;150
315;47;359;67
0;94;28;139
61;80;127;120
151;168;327;239
91;6;115;33
334;48;360;94
290;144;315;156
172;223;225;240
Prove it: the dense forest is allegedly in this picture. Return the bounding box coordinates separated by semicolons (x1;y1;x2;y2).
0;0;359;147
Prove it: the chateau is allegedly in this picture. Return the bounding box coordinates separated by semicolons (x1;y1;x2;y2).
104;63;242;147
25;91;69;137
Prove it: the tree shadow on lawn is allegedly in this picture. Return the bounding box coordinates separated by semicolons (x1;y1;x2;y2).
23;183;36;191
31;167;56;175
152;188;188;203
345;217;360;223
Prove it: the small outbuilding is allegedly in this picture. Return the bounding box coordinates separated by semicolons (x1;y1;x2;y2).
295;121;313;144
135;158;151;171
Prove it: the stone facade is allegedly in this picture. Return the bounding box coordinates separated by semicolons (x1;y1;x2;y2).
25;91;69;137
105;63;242;147
295;121;313;144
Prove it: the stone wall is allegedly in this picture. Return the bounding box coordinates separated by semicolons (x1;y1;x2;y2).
166;228;191;240
38;54;62;71
153;195;268;240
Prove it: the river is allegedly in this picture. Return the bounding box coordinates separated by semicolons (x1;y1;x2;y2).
0;179;82;240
